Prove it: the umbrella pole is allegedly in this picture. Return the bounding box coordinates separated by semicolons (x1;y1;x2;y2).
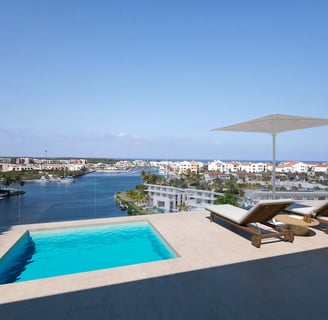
272;133;276;198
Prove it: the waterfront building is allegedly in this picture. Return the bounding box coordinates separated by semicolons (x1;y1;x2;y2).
69;159;89;166
313;162;328;173
0;157;14;164
207;160;226;172
0;157;91;172
158;162;168;176
207;159;327;175
239;161;271;173
177;161;191;174
177;161;203;174
225;161;241;173
207;160;272;173
158;160;203;177
15;157;31;165
0;163;42;172
145;184;222;213
190;161;203;173
276;160;309;173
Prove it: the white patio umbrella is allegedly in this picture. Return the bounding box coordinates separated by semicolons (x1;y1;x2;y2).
212;113;328;196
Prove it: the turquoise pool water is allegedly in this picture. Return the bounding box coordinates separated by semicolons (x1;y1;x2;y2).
0;221;177;284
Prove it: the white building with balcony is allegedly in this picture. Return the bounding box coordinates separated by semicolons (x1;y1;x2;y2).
276;161;309;173
240;161;270;173
313;162;328;173
145;184;222;213
207;160;226;172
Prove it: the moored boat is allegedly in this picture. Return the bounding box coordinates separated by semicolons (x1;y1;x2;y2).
39;175;75;183
0;191;9;199
59;177;75;183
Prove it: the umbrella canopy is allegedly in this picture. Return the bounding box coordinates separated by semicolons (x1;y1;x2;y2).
212;113;328;195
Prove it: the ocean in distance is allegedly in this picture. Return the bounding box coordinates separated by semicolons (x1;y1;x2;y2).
0;169;153;228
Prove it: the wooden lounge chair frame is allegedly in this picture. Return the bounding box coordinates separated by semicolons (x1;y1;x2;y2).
284;200;328;234
206;200;294;248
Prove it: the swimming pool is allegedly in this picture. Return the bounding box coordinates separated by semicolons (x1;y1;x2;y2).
0;221;177;284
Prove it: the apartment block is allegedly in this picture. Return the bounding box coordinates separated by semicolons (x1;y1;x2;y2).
146;184;222;213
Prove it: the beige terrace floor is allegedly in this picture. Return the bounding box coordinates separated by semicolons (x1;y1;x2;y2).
0;210;327;319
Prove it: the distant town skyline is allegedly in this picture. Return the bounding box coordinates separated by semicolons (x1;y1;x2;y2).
1;1;328;160
1;156;328;164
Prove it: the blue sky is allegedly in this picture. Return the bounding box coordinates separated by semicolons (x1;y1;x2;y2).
1;0;328;161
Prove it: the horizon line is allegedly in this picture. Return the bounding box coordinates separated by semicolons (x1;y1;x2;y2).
0;155;327;163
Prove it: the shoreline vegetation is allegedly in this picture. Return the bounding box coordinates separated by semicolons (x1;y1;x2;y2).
115;174;156;215
115;192;155;216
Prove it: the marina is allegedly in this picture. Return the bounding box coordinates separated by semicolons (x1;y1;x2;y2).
0;171;146;227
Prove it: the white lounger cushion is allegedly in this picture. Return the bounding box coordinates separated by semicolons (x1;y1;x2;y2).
206;200;294;225
206;204;249;224
286;203;315;215
286;200;328;215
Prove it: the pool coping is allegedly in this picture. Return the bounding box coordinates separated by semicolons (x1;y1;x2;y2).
0;219;179;284
1;210;328;305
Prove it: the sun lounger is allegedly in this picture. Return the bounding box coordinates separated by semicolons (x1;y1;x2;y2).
206;200;294;248
284;200;328;233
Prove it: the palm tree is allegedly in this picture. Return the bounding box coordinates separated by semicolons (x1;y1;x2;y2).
184;172;202;187
2;176;14;188
1;175;25;223
214;191;238;206
177;202;189;212
141;171;164;184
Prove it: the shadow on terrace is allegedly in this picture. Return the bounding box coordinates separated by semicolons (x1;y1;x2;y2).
1;247;327;320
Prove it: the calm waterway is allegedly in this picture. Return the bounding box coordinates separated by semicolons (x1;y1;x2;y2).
0;170;149;227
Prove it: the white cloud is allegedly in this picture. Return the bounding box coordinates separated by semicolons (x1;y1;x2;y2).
117;132;127;138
